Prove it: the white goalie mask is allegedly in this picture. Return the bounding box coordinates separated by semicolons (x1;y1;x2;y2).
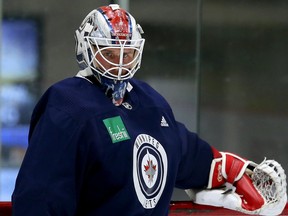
75;4;145;81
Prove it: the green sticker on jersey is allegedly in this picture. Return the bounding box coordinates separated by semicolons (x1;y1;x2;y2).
103;116;130;143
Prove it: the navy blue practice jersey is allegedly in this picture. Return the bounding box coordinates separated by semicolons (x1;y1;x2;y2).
12;75;213;216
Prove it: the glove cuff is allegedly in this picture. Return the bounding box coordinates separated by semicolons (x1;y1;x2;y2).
207;147;257;188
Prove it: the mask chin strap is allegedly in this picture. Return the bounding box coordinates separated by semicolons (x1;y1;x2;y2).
100;76;128;106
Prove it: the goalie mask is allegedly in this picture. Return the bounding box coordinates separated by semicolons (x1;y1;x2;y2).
75;4;145;105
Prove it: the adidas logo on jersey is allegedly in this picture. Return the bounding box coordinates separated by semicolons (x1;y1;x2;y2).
160;116;169;127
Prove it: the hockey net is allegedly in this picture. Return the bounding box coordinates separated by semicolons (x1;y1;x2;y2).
1;201;287;215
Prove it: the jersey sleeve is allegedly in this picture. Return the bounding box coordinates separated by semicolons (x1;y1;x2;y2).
175;121;214;189
12;106;89;216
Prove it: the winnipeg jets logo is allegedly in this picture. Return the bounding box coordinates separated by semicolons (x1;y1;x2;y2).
133;134;168;209
143;150;157;187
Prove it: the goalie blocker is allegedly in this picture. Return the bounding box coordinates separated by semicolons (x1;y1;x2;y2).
186;147;287;216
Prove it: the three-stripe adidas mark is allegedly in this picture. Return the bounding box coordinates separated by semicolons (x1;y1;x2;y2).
160;116;169;127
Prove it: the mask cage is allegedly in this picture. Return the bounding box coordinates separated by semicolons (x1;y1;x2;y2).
84;37;145;80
